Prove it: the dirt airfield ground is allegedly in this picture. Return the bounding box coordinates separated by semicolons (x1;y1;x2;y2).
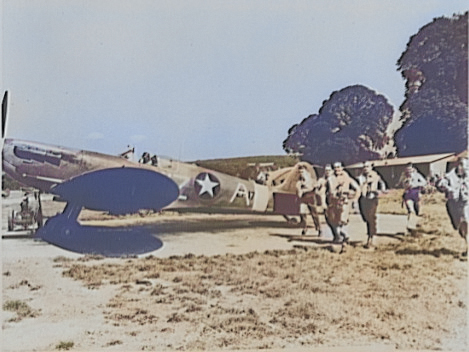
1;190;468;351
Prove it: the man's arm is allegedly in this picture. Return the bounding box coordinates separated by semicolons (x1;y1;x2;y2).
377;174;387;192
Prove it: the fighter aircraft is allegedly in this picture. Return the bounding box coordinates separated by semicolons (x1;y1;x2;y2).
2;138;317;255
1;93;316;256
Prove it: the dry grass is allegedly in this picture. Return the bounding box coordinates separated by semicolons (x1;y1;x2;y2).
55;341;74;351
377;189;409;215
3;300;40;322
59;191;468;351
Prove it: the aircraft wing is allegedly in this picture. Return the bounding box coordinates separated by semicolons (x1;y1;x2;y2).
50;167;180;215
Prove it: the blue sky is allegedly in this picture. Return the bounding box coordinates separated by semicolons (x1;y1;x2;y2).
1;0;467;161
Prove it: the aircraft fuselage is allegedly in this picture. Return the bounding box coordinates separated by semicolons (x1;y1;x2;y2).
2;139;271;214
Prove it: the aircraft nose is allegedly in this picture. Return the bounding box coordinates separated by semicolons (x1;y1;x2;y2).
3;138;12;149
3;137;15;150
2;138;12;159
2;138;17;174
3;136;15;153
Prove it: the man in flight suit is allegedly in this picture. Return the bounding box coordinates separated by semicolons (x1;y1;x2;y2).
437;157;469;256
357;161;387;248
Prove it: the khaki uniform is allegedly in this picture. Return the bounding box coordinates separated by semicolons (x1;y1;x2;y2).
398;168;427;231
326;172;360;242
315;174;334;235
296;169;321;234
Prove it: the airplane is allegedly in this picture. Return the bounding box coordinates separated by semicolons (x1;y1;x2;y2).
1;94;317;256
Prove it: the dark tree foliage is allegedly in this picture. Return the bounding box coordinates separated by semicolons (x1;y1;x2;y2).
283;85;394;166
395;12;468;156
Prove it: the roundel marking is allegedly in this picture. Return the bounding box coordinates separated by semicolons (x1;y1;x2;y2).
194;173;221;199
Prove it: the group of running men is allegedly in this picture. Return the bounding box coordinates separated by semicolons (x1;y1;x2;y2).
295;157;469;255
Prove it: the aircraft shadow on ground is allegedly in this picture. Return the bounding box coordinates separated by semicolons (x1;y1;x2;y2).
31;215;300;256
36;216;162;257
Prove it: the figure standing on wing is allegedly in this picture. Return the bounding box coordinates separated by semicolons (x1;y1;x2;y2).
397;163;427;235
437;157;469;257
357;161;387;248
325;162;360;245
139;152;151;164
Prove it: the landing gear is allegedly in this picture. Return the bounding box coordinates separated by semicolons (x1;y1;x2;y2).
35;201;163;256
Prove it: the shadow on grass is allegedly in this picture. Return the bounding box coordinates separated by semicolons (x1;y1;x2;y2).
395;247;462;258
270;233;363;247
141;217;302;237
375;232;407;242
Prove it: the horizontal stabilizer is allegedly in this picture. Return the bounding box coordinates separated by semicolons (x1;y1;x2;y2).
51;167;179;214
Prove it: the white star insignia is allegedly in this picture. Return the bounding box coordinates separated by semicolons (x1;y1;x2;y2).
196;174;219;197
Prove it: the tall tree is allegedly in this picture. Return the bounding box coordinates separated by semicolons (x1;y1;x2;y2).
283;85;394;166
395;12;468;156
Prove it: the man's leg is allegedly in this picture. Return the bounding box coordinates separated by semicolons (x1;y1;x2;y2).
339;225;349;243
405;199;418;235
331;225;341;242
446;200;459;231
338;201;351;242
308;205;321;236
326;206;340;242
365;198;378;248
459;220;467;256
414;199;420;216
459;202;468;256
299;214;307;235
